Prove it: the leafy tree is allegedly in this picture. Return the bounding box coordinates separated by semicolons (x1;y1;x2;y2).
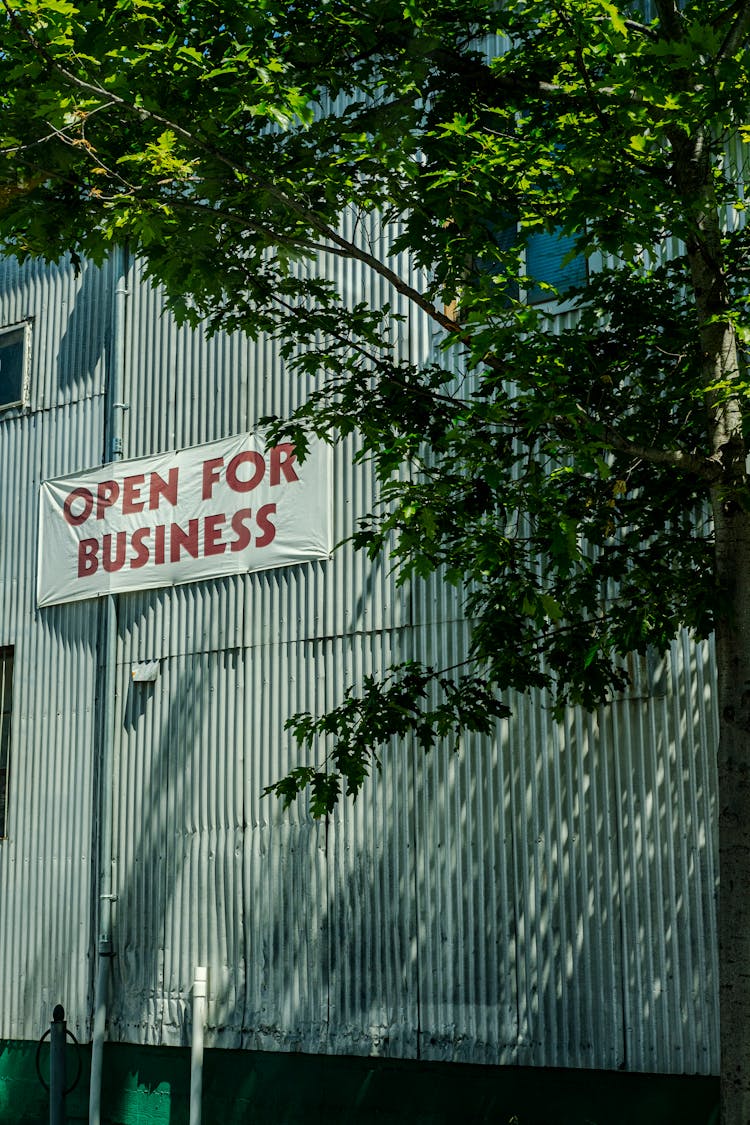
1;0;749;1119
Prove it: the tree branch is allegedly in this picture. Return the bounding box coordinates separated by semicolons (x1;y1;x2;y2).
565;406;721;482
717;0;750;59
601;426;722;482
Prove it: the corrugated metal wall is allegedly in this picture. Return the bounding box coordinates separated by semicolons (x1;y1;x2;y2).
0;230;719;1075
0;254;112;1041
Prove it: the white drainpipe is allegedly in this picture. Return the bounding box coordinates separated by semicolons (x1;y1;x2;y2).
89;245;129;1125
190;967;209;1125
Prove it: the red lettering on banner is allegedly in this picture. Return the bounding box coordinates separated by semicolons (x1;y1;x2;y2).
255;503;276;547
129;527;151;569
204;514;226;556
102;532;126;573
227;451;265;493
170;519;199;562
43;432;328;609
154;523;166;565
270;443;299;485
78;538;99;576
72;502;291;584
122;474;146;514
230;509;253;552
96;480;119;520
149;468;179;511
202;458;224;500
65;487;94;526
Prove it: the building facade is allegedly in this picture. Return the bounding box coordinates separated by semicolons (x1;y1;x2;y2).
0;239;720;1122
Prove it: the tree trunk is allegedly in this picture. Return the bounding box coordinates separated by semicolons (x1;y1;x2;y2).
713;496;750;1125
690;266;750;1125
677;143;750;1123
696;302;750;1125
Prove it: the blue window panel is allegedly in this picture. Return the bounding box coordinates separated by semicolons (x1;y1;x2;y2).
526;229;587;303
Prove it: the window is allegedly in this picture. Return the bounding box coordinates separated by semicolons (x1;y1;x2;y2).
444;222;588;321
525;229;587;304
0;324;29;409
483;223;587;305
0;647;12;838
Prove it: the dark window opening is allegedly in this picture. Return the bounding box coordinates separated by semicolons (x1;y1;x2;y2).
0;327;27;408
0;646;13;838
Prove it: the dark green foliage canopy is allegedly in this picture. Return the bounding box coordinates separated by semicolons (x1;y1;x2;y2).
1;0;749;812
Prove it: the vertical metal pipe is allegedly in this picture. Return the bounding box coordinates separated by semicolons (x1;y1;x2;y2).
49;1004;66;1125
89;246;129;1125
189;967;208;1125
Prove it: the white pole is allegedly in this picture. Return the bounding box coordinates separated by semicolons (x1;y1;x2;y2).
190;967;208;1125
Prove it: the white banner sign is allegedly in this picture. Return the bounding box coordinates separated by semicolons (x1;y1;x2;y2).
37;431;332;607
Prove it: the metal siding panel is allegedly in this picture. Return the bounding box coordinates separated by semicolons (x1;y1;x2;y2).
110;628;419;1056
325;630;420;1059
0;254;107;1042
111;648;171;1043
105;242;720;1072
605;640;719;1075
0;596;99;1041
110;641;330;1050
410;627;717;1074
0;240;721;1076
239;630;329;1052
414;733;522;1066
0;255;112;414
